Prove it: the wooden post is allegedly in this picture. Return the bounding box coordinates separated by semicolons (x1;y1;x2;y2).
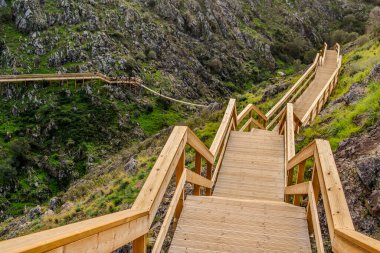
175;151;185;220
206;162;212;196
294;161;306;206
248;111;252;131
133;234;147;253
193;152;201;196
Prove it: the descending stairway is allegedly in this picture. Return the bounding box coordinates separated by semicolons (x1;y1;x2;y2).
3;44;378;253
169;130;311;252
213;130;284;201
294;50;338;121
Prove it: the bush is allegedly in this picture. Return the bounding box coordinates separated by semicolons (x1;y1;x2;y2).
329;29;359;45
367;7;380;36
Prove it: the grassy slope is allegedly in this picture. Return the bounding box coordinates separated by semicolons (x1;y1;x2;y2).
298;36;380;151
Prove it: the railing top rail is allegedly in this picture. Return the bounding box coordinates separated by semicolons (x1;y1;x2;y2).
265;53;320;120
0;209;148;253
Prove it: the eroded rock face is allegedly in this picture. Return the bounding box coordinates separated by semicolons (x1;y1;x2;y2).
335;119;380;234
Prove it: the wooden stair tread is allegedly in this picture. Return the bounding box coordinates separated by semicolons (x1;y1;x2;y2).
169;196;311;253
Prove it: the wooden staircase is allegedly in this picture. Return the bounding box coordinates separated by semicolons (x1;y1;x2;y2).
1;44;380;253
170;196;311;253
213;130;284;201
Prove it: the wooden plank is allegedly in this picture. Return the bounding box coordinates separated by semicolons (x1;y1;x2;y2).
210;99;236;156
285;182;309;195
237;104;253;125
186;169;212;189
193;152;201;195
0;209;148;253
175;151;185;220
186;128;213;164
315;140;354;230
294;161;306;206
308;183;325;253
286;103;295;161
152;172;186;253
133;234;147;253
239;117;253;132
132;126;187;224
287;140;316;170
334;228;380;253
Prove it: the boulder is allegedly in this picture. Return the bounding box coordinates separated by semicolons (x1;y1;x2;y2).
334;82;365;105
27;205;42;220
356;157;380;188
49;197;61;211
367;190;380;216
124;157;137;174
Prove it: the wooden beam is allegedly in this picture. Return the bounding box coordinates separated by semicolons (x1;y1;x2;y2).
294;161;306;206
239;117;253;132
152;172;186;253
284;182;309;195
186;128;214;164
0;210;149;253
287;141;316;170
237;104;253;125
133;234;147;253
334;228;380;253
308;182;325;253
193;152;201;196
186;169;212;189
315;140;354;231
252;118;265;130
132;126;187;224
210;99;236;156
286;103;295;161
175;151;185;220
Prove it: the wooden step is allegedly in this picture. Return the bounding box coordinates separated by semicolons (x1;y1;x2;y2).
169;196;311;253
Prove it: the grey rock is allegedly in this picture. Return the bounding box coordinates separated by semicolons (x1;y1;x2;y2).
367;190;380;216
125;157;137;174
0;0;6;8
334;82;366;105
365;63;380;84
356;157;380;188
49;197;61;211
207;102;223;112
27;205;42;220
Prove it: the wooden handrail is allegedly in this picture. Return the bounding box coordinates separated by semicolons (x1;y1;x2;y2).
285;139;380;253
0;209;149;253
265;52;320;123
0;72;141;86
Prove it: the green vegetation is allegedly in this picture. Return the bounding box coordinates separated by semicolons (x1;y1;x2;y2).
298;36;380;151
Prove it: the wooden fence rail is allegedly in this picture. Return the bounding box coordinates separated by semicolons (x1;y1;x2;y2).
285;140;380;253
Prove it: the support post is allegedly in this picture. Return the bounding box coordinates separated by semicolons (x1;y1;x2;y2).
175;151;185;220
206;162;212;196
193;152;201;196
133;234;147;253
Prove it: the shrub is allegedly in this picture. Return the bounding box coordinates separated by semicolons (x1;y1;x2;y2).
367;7;380;36
329;29;359;45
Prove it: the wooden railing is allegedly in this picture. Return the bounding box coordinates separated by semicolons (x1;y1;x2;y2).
300;55;342;125
0;98;265;253
0;72;141;86
285;140;380;253
236;103;267;131
265;43;330;130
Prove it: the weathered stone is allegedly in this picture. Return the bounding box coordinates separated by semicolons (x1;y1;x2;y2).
207;102;223;112
125;157;137;174
356;157;380;188
49;197;61;211
367;190;380;216
27;205;42;220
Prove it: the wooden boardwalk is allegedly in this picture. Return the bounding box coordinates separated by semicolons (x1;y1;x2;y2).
1;44;380;253
294;50;338;122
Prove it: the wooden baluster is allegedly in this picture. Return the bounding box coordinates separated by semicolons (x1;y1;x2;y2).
193;152;201;196
248;111;252;131
294;161;306;206
133;234;147;253
175;151;185;220
206;162;212;196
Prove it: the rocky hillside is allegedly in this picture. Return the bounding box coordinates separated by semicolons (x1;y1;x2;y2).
0;0;374;99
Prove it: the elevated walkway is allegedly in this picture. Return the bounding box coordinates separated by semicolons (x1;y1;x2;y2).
1;44;380;253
